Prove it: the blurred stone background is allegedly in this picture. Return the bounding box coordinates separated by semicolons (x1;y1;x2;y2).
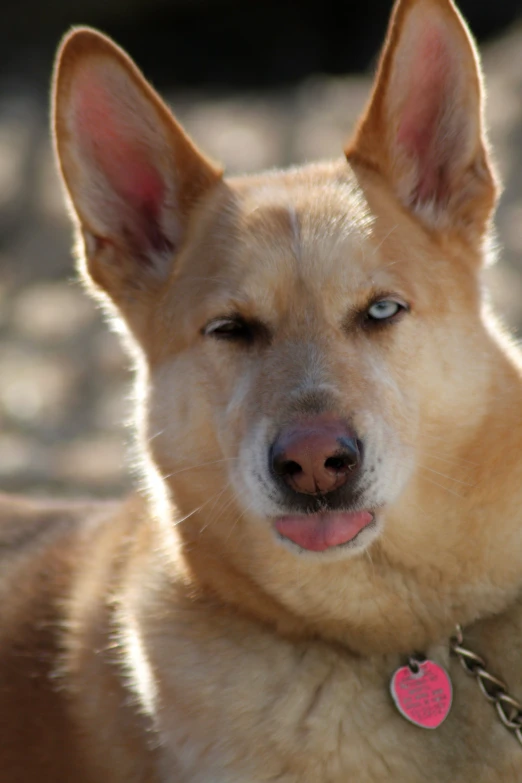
1;0;522;498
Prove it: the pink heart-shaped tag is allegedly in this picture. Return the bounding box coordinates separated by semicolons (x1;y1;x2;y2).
390;659;453;729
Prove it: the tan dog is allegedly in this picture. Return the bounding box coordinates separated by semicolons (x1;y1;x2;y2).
1;0;522;779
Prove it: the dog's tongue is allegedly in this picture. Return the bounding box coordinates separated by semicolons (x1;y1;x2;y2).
275;511;373;552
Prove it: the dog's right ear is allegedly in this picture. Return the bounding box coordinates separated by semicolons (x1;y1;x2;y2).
53;28;222;314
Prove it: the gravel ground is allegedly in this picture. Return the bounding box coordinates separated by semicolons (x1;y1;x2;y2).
1;25;522;498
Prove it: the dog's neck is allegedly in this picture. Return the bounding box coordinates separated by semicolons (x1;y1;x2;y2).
170;525;522;658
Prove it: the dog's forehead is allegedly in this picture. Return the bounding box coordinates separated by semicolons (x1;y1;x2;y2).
241;174;370;247
173;161;418;330
223;167;377;293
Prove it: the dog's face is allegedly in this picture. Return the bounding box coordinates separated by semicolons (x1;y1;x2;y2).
52;0;497;566
151;169;420;556
145;166;480;560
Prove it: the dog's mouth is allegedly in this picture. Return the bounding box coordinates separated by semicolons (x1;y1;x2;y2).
274;510;374;552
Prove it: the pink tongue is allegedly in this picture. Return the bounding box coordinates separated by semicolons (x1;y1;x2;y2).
275;511;373;552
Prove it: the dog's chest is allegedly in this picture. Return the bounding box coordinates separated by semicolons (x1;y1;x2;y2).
140;619;522;783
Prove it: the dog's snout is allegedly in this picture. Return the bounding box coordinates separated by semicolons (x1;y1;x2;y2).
270;416;361;495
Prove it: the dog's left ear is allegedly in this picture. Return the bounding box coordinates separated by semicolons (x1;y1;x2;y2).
347;0;497;248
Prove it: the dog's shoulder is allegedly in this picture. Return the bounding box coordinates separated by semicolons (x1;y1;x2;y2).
0;491;104;545
0;493;153;782
0;492;129;646
0;492;118;580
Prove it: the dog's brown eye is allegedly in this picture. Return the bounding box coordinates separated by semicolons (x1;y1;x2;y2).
203;317;254;341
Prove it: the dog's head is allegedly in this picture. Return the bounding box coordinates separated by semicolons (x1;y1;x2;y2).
53;1;504;644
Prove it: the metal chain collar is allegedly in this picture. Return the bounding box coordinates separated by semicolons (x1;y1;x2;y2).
450;625;522;747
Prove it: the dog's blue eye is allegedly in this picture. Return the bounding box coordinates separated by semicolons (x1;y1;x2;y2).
366;300;403;321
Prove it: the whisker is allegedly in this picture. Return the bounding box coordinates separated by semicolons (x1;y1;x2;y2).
161;456;239;481
371;225;398;256
419;435;480;465
417;474;465;499
199;489;237;534
418;465;476;487
224;506;248;545
173;487;231;529
363;547;376;581
420;450;479;468
224;495;262;545
203;485;231;523
146;429;165;443
173;502;208;528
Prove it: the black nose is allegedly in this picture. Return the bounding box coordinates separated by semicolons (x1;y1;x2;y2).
270;415;361;495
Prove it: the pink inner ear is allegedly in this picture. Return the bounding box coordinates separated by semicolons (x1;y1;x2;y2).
395;23;454;203
73;69;166;234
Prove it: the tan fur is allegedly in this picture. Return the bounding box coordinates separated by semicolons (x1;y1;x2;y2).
2;1;522;779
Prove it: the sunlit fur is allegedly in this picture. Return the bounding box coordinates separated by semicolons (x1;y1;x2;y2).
1;1;522;781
